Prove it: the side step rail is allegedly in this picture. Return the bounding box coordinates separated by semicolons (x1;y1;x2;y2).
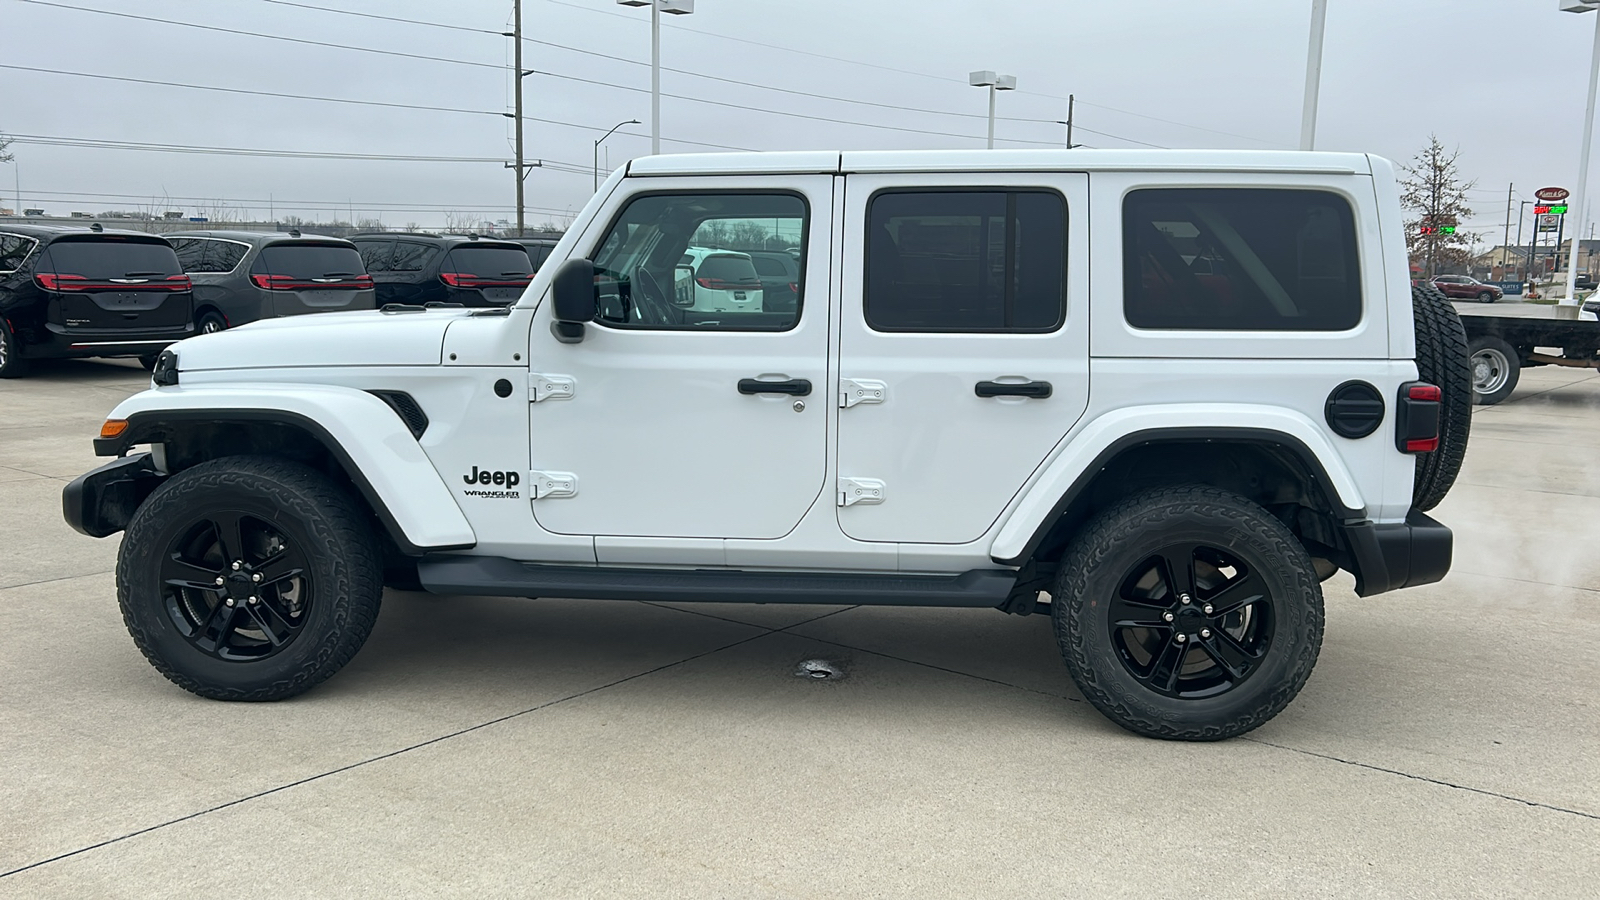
416;556;1019;608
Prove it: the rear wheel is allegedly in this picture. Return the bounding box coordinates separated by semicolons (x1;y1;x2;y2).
1410;284;1472;510
0;319;29;378
1052;486;1324;741
1476;290;1496;303
197;310;227;334
116;456;383;701
1468;335;1520;406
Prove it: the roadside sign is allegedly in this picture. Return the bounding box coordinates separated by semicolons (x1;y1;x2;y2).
1539;214;1562;232
1536;186;1571;202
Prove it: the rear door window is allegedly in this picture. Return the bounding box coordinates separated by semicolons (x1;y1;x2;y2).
1123;188;1361;331
253;243;366;278
39;237;182;277
355;241;395;273
751;255;788;277
172;238;248;274
0;234;38;273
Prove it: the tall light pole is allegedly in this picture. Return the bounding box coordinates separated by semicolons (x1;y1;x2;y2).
969;71;1017;149
617;0;694;155
1300;0;1329;150
595;119;640;191
1561;1;1600;311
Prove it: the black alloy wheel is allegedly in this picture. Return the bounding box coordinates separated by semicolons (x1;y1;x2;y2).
159;510;311;662
1107;542;1273;699
1054;485;1323;741
117;456;382;700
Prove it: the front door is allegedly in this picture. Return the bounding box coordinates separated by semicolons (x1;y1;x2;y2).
835;173;1091;545
529;178;833;542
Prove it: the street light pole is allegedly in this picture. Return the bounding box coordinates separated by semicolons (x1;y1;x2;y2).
1300;0;1328;150
969;71;1017;149
595;119;641;191
619;1;694;156
1561;1;1600;309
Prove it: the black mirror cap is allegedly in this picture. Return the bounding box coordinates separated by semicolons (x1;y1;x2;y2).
151;349;180;386
550;258;596;324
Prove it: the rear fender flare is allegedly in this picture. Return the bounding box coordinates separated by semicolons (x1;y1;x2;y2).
989;404;1367;564
97;384;476;553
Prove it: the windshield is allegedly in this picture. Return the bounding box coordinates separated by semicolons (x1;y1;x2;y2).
441;246;533;278
41;237;182;278
254;244;366;278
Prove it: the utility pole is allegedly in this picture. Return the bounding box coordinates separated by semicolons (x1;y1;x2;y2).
1066;94;1075;148
1502;182;1512;276
514;0;525;235
1300;0;1329;150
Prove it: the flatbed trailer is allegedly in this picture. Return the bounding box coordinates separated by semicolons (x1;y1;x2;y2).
1460;307;1600;404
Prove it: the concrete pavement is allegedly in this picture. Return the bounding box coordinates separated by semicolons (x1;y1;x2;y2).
2;357;1597;898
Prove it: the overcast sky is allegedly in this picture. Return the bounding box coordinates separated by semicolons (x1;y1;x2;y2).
3;0;1596;243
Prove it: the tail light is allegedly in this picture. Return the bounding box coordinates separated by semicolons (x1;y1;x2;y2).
440;272;532;288
695;277;761;290
1396;381;1442;453
37;273;189;291
251;274;374;290
788;282;799;294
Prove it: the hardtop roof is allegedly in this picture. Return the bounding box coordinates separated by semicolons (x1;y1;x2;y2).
626;149;1375;178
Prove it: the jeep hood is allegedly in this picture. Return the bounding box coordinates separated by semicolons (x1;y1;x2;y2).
172;309;470;371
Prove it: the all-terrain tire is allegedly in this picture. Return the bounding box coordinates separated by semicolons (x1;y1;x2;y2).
1410;283;1471;510
1467;334;1520;406
117;456;383;700
1052;486;1324;741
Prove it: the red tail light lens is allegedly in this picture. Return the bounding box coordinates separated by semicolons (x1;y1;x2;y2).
441;272;532;288
36;273;87;291
788;282;799;294
1408;384;1441;402
1405;437;1440;453
252;273;372;290
694;277;760;291
162;274;192;291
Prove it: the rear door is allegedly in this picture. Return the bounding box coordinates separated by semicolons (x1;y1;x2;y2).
36;236;192;332
835;173;1090;544
250;242;375;316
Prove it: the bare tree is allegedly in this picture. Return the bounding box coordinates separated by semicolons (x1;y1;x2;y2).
442;210;473;233
0;133;13;164
1399;135;1479;278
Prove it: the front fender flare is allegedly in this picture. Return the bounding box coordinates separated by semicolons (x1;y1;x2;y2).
96;384;477;553
989;404;1368;565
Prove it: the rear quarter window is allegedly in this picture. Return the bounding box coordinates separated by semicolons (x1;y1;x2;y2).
1122;188;1361;332
0;234;38;273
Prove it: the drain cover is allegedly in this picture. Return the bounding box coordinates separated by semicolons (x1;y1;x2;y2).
793;658;845;681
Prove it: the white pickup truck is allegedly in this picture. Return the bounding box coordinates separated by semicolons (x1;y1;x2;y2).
65;150;1468;741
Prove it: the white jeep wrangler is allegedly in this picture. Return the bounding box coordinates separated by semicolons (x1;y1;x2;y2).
65;150;1469;741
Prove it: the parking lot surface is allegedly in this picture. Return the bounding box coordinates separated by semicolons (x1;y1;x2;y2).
3;358;1598;897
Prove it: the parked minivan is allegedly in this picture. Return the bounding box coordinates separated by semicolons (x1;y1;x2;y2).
674;247;764;312
348;233;534;307
0;224;193;377
166;231;375;333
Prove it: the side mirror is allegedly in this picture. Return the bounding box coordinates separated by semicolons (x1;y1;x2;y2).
672;264;696;308
549;258;595;344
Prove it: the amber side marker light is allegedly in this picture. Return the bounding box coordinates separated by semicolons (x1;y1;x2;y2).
100;419;129;440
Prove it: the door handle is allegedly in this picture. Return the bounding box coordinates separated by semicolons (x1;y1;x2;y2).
975;380;1052;399
739;378;812;396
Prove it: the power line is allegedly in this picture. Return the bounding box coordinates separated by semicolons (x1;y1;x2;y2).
256;0;502;35
21;187;572;216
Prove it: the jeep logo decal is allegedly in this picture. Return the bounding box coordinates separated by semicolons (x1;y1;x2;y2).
463;467;520;488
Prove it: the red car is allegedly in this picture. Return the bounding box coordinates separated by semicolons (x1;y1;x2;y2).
1431;275;1502;303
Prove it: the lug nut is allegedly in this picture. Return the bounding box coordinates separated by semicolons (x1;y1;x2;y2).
1203;604;1213;614
251;573;262;583
223;598;235;607
1163;612;1175;622
248;596;259;605
1180;594;1191;605
1200;628;1212;638
215;576;225;586
1175;633;1188;643
231;561;242;571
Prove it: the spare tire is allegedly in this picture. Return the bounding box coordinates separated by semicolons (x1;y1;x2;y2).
1410;283;1471;511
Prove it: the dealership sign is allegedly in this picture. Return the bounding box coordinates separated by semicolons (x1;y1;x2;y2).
1536;186;1571;202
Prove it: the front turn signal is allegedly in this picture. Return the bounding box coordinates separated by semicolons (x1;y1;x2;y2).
99;419;129;439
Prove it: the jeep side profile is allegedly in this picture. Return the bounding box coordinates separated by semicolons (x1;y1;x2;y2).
64;150;1467;741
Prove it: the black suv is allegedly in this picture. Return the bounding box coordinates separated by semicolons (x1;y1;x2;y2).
509;237;560;272
0;224;193;377
747;249;802;313
167;231;375;333
347;233;534;307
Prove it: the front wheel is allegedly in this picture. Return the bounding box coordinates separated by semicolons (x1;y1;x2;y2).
1468;335;1520;405
116;456;383;700
1052;486;1324;741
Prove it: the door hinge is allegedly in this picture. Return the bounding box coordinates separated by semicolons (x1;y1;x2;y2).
528;471;578;499
838;477;886;507
839;378;887;408
529;373;575;402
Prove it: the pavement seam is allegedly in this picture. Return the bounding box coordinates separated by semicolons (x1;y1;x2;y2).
0;604;857;880
1;570;116;592
1243;738;1600;822
1444;568;1600;596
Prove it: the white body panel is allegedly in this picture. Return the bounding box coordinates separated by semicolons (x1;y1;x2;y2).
107;383;476;550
